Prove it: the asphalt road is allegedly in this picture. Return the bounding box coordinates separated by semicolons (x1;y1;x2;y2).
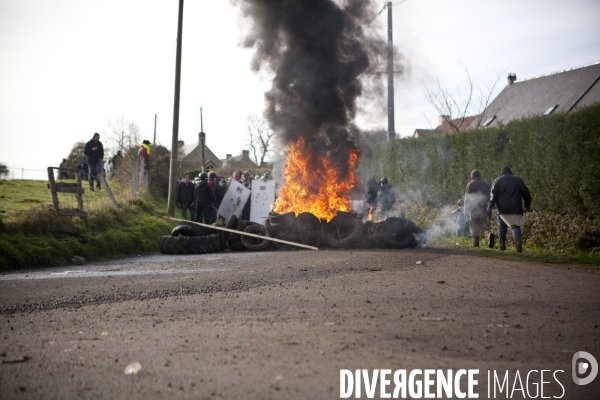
1;246;599;399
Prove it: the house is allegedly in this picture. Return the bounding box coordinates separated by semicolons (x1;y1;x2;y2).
469;62;600;129
413;115;479;138
179;132;223;172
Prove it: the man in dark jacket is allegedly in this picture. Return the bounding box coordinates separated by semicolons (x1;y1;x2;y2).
176;173;195;221
83;132;104;190
363;176;379;216
487;166;532;253
465;170;495;248
379;178;396;217
195;172;217;224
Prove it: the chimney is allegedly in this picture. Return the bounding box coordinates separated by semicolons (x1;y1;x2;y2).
242;150;250;159
439;115;450;127
226;154;232;160
177;140;184;149
507;73;517;86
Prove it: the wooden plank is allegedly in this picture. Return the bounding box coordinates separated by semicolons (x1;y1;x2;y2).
163;216;319;251
47;167;59;212
55;187;85;194
58;210;88;217
97;171;118;207
55;183;78;188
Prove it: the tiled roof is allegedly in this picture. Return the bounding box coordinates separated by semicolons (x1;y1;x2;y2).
436;115;479;134
472;62;600;128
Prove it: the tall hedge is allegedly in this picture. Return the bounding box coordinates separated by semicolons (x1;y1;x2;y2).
367;104;600;217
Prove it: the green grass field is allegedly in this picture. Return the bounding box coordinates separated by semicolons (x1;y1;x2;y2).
0;179;176;270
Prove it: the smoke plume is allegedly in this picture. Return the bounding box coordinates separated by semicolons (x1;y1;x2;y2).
237;0;389;180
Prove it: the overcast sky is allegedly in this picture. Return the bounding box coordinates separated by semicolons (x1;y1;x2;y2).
1;0;599;180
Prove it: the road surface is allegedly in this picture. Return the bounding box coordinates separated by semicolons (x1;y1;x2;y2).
1;246;599;399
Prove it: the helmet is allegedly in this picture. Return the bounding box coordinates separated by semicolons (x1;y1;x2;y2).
380;178;388;185
199;172;208;180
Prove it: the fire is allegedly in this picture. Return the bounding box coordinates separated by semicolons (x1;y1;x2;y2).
273;136;359;221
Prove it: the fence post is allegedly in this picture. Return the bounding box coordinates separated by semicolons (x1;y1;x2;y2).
47;167;59;211
131;158;139;197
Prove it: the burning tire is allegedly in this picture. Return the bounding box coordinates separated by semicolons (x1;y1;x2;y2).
326;216;363;248
159;235;221;254
240;224;271;251
296;212;323;246
268;211;297;232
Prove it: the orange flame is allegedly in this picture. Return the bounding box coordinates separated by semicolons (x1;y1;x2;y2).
273;136;359;221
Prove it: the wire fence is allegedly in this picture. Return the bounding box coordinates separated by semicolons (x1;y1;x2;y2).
0;166;132;221
2;167;49;181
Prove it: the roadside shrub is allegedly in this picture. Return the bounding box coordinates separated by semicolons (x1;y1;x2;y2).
367;104;600;218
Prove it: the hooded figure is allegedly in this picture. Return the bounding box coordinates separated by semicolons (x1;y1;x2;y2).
464;170;494;248
487;166;532;253
138;140;151;171
83;132;104;190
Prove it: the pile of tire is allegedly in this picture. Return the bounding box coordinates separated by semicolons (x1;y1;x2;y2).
159;212;426;254
263;210;426;250
353;217;427;249
159;222;225;254
159;216;273;254
225;215;271;251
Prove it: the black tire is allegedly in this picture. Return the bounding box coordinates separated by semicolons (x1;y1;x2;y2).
226;218;246;244
296;212;322;246
326;216;363;248
380;232;418;249
268;211;297;231
174;221;213;236
228;241;246;251
159;235;221;254
226;214;239;229
171;225;203;237
336;210;358;219
240;224;271;251
381;217;408;234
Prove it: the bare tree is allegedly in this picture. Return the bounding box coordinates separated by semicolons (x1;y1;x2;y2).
246;115;276;167
103;115;142;155
424;64;503;132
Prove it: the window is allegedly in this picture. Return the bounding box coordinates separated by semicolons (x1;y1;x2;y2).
544;105;558;115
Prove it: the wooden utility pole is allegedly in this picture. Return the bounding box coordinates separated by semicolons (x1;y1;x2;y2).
167;0;184;216
200;107;205;173
387;2;396;142
153;113;157;144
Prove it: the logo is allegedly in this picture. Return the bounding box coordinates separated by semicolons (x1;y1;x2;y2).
572;351;598;385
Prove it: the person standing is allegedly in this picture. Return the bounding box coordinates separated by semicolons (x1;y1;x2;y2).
58;158;69;180
363;176;379;216
138;140;151;188
464;170;495;248
487;166;532;253
176;173;196;221
378;178;396;217
195;172;217;224
104;159;113;180
84;132;104;190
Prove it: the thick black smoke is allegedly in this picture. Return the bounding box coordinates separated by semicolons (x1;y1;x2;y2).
238;0;388;180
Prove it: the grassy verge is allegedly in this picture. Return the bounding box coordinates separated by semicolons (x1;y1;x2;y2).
399;203;600;266
431;235;600;267
0;179;176;270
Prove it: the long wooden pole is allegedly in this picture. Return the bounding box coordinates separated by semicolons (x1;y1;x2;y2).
167;0;184;216
163;216;318;251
